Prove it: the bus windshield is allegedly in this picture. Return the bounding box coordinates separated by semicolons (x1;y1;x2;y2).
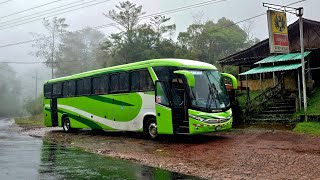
187;70;230;112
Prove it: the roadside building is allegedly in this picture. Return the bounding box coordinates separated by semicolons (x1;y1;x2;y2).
218;18;320;94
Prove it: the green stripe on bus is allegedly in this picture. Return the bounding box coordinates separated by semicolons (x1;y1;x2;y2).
57;109;103;129
87;96;134;106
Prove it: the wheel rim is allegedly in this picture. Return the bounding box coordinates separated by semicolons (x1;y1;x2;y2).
63;120;70;131
148;123;157;138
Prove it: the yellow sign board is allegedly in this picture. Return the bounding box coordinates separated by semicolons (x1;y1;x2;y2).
267;10;289;53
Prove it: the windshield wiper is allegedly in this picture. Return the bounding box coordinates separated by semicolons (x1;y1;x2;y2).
205;84;212;111
208;83;220;110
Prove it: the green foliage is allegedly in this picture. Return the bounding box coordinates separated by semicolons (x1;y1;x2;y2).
0;64;21;116
24;96;43;116
296;88;320;116
293;122;320;136
237;90;260;108
55;27;106;77
223;65;239;77
100;1;180;66
177;17;252;64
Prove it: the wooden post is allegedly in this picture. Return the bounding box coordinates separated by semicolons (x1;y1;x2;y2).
259;64;262;94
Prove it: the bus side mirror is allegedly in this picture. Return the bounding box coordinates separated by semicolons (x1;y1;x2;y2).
221;73;238;89
173;70;195;88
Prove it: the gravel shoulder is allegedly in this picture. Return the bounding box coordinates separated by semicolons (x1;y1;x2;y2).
16;121;320;180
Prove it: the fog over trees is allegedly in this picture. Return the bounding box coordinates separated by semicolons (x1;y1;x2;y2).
0;1;258;116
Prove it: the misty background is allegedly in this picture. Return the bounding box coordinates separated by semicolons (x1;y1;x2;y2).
0;0;317;116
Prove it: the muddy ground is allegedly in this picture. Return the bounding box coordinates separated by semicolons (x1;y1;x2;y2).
21;125;320;180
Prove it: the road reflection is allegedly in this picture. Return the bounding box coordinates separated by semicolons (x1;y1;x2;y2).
0;118;200;180
39;141;200;180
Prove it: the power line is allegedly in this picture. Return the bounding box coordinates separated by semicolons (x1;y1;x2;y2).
0;0;110;30
0;0;63;19
0;23;116;48
0;0;305;50
0;0;224;30
0;0;13;5
139;0;228;20
0;0;91;27
0;0;227;47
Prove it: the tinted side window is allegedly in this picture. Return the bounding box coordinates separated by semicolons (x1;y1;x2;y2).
68;80;76;96
63;82;68;97
92;77;101;94
77;79;84;96
140;70;154;91
83;78;91;95
153;66;178;81
44;84;52;98
100;75;109;94
52;83;62;97
92;75;109;95
110;74;120;92
130;71;140;91
119;72;129;92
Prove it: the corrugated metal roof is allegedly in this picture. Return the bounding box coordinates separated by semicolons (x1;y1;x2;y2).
239;63;302;75
254;51;311;64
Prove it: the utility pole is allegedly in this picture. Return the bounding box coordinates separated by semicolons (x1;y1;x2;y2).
32;71;40;100
297;7;308;121
263;1;307;121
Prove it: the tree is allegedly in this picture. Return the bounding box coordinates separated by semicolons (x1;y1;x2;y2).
177;17;251;64
31;17;68;78
0;64;21;116
101;1;178;65
104;1;145;43
150;15;176;42
23;96;42;116
54;27;106;77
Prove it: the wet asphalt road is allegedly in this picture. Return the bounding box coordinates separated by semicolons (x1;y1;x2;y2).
0;118;201;180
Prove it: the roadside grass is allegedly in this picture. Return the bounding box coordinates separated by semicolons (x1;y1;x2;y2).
293;122;320;136
15;114;44;128
237;90;260;108
295;88;320;116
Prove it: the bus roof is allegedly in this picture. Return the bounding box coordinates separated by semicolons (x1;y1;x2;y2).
46;58;217;83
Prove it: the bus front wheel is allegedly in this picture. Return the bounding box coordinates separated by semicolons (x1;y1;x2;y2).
144;117;158;139
62;117;72;132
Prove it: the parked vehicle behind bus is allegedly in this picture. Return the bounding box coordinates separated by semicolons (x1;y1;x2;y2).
43;59;237;139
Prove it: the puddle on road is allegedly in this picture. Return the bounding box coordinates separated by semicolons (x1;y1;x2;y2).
0;118;201;180
39;142;200;180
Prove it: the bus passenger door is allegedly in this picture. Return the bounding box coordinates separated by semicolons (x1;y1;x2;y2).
51;98;58;127
155;81;173;134
170;78;189;134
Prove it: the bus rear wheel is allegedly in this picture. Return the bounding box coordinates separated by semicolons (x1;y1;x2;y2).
62;117;72;132
144;117;158;139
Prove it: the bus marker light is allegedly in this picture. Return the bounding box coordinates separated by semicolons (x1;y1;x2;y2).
215;126;221;131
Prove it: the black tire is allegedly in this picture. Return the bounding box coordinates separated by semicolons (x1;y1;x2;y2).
62;116;72;132
144;117;158;139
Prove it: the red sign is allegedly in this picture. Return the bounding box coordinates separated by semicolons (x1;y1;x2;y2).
273;34;289;46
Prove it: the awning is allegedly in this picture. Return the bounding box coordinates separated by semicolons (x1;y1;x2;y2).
255;51;311;64
239;63;301;75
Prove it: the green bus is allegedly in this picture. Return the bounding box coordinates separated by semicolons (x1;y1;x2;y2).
43;59;237;138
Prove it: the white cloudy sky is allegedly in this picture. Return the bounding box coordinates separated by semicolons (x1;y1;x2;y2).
0;0;317;97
